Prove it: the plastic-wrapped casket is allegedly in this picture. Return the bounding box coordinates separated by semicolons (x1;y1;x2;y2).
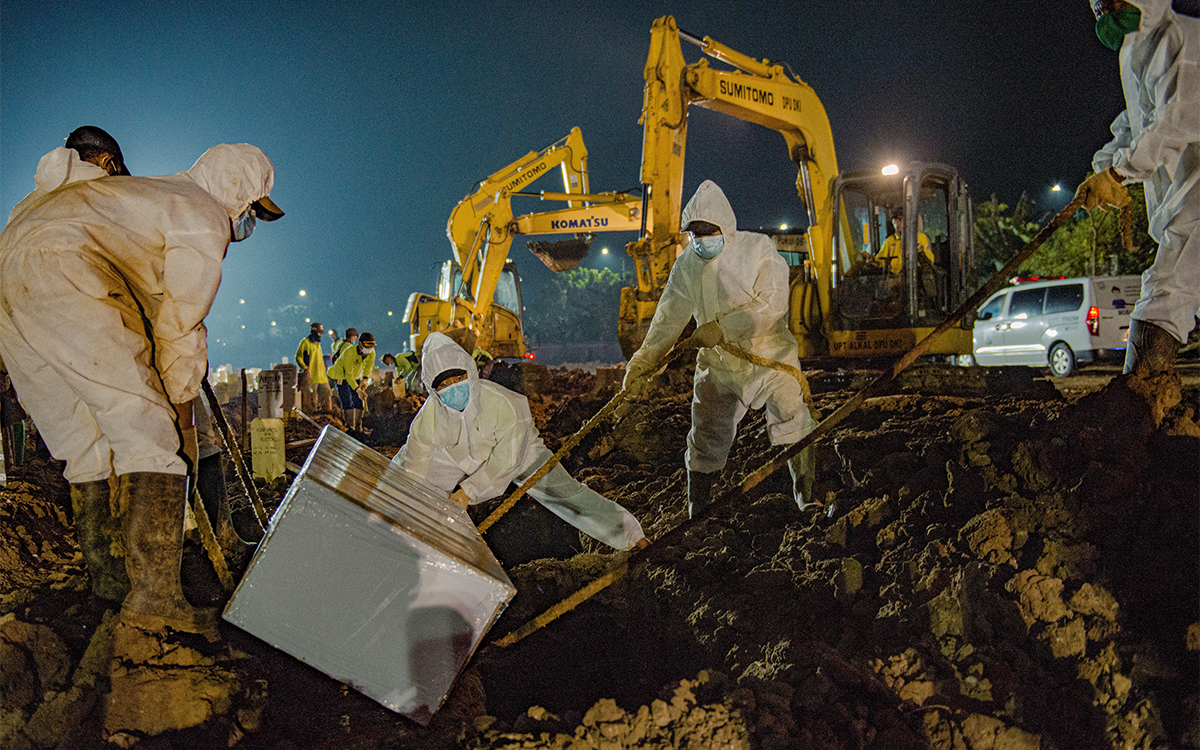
223;426;514;724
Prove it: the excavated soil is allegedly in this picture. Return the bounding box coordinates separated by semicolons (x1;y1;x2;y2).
1;361;1197;749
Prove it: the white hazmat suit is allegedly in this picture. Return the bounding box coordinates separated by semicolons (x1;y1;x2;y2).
624;180;816;476
0;143;276;483
391;332;645;550
1092;0;1200;343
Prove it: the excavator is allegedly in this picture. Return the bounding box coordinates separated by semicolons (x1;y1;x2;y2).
619;15;975;360
407;16;976;364
403;128;641;359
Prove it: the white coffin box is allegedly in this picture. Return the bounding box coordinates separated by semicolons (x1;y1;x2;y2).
223;426;514;724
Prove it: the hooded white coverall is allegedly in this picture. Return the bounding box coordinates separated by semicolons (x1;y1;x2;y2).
391;333;645;550
0;144;276;483
625;180;816;474
1092;0;1200;343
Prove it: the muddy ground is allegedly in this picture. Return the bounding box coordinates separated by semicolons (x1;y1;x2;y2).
1;359;1197;749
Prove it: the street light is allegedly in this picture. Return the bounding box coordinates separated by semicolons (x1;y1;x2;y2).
882;164;899;176
299;290;307;297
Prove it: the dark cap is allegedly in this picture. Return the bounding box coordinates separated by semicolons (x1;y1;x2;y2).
345;328;359;338
310;321;323;331
65;126;130;176
252;195;284;221
359;333;376;347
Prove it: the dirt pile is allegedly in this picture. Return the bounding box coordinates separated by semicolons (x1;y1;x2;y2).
0;363;1196;749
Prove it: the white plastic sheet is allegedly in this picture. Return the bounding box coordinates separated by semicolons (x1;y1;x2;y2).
223;426;514;723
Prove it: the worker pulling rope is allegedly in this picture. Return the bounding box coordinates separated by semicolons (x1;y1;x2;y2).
492;194;1087;649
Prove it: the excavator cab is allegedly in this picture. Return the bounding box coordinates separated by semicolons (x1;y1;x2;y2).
404;259;527;359
826;163;975;357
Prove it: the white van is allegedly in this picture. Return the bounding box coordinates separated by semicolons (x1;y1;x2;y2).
972;276;1141;377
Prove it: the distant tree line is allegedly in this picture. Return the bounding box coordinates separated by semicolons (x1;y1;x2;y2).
974;176;1155;284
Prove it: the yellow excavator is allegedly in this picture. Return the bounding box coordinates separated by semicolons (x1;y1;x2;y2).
408;16;976;363
619;15;975;360
403;127;641;359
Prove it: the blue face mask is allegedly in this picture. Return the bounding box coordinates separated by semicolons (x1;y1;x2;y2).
438;380;470;411
231;209;256;242
691;234;724;259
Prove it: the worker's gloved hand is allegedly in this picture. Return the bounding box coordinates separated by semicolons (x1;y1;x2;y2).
356;386;368;402
450;488;472;509
1075;167;1131;211
685;320;724;349
181;427;199;469
622;357;654;397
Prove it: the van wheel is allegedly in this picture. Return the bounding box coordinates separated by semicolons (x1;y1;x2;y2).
1049;343;1076;377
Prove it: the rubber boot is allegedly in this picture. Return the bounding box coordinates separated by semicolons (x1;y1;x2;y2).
197;454;255;566
70;479;130;602
10;421;24;467
119;472;218;637
688;470;716;519
788;446;820;512
1123;319;1180;376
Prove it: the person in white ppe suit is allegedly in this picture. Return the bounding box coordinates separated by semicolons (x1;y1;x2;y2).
391;332;648;551
0;143;283;635
1075;0;1199;380
622;180;818;518
2;127;134;602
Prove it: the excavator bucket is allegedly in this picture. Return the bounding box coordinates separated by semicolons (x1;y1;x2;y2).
443;326;478;355
526;235;593;272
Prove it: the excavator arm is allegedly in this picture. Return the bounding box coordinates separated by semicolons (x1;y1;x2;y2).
407;128;642;358
620;16;840;357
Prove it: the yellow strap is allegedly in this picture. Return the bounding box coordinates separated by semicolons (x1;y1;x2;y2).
718;342;820;419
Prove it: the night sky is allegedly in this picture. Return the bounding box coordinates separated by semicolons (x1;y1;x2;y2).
1;1;1125;370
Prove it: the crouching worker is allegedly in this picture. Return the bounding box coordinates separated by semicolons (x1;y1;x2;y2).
391;332;648;551
0;143;283;635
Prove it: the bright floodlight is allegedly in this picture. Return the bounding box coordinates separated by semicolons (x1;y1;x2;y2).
388;311;393;316
271;321;277;327
299;290;306;296
601;247;609;255
779;223;788;230
239;299;245;304
882;164;899;176
305;318;311;323
1052;184;1062;192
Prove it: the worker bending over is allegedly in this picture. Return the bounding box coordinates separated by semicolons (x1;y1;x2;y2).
0;142;282;635
623;180;818;518
1075;0;1198;381
329;331;375;433
392;332;647;551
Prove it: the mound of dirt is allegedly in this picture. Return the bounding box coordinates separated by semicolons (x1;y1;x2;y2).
1;364;1196;749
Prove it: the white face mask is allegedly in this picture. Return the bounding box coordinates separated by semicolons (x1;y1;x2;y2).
231;209;256;242
690;234;724;260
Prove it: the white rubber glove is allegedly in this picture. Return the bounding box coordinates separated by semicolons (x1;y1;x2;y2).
685;320;723;349
1074;168;1130;211
622;356;654;397
450;488;472;509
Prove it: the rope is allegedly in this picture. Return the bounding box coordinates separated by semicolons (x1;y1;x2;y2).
718;343;820;419
489;195;1087;649
189;484;234;592
202;378;270;530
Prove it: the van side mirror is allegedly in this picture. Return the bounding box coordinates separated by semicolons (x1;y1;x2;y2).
978;311;993;321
